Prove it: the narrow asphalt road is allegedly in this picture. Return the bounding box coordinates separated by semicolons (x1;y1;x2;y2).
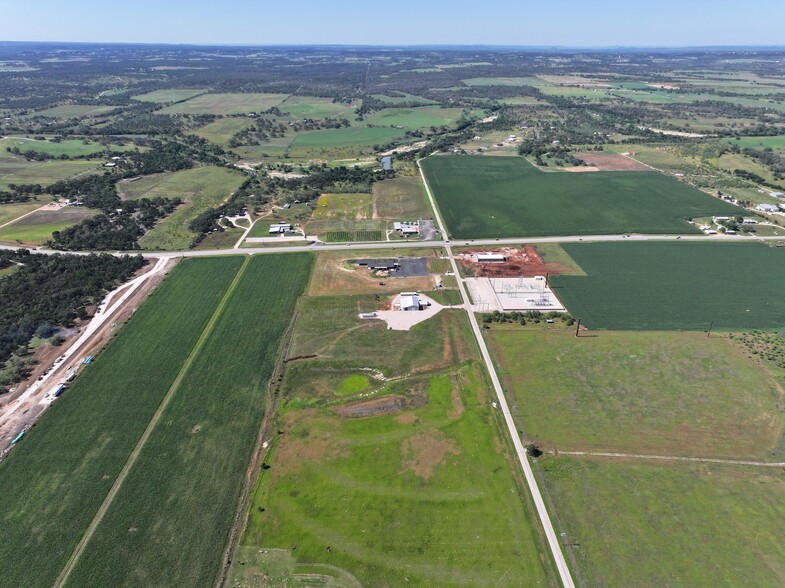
418;161;576;588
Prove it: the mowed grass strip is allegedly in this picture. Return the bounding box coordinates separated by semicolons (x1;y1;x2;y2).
420;155;741;238
487;329;782;458
552;241;785;330
540;457;785;587
65;253;314;588
0;257;243;588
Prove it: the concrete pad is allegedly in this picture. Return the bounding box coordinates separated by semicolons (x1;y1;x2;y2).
465;277;565;312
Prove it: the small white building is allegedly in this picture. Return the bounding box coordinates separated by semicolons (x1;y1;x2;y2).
398;292;424;312
769;191;784;198
104;162;116;168
269;223;292;234
756;204;780;213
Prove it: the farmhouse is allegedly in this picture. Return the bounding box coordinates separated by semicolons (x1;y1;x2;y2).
477;253;506;262
756;204;779;213
269;223;292;234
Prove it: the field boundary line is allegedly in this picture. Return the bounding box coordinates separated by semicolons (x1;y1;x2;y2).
556;450;785;467
0;202;50;230
54;256;251;588
418;160;575;588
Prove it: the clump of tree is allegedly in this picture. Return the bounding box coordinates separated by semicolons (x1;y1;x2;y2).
481;310;574;326
0;250;144;391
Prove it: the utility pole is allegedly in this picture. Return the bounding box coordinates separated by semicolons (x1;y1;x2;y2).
707;321;713;338
575;318;581;338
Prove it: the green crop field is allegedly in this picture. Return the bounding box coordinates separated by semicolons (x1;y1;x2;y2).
66;253;314;588
132;88;206;102
159;92;289;115
119;166;245;250
551;241;785;330
487;329;782;458
540;458;785;587
421;155;742;238
233;295;558;586
30;104;117;118
0;207;96;245
0;257;243;588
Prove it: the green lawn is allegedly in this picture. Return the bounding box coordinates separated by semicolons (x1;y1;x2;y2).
540;458;785;587
66;254;314;588
159;92;289;115
0;257;243;588
551;241;785;330
487;329;782;458
421;155;742;238
131;89;206;103
119;166;245;250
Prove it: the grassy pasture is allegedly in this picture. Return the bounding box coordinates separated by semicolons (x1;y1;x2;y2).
0;201;44;227
488;329;782;458
462;77;542;86
131;88;205;102
421;155;741;239
310;193;373;221
0;136;130;158
278;95;358;119
67;254;314;588
30;104;117;118
0;158;100;190
723;135;785;150
540;458;785;587
240;367;557;587
372;176;433;220
159;92;289;115
290;126;406;149
119;166;245;250
364;106;466;130
193;117;255;146
551;241;785;331
0;257;243;588
0;206;96;245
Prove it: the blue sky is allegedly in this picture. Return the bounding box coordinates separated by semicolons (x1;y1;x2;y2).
1;0;783;46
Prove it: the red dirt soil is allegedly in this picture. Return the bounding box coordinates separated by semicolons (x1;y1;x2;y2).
576;152;650;171
457;246;566;278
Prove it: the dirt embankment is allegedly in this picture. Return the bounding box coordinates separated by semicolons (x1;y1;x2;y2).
457;246;566;278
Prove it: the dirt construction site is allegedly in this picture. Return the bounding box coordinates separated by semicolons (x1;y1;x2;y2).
456;246;567;278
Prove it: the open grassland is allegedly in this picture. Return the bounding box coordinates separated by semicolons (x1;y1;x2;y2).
552;242;785;330
462;77;543;86
120;166;245;250
364;106;466;130
238;369;557;587
488;329;782;458
291;126;406;149
234;292;557;586
540;458;785;587
66;254;314;588
0;136;131;158
193;117;255;146
159;92;289;115
0;201;45;226
421;155;740;239
723;135;785;150
311;193;373;220
278;95;358;119
0;207;96;245
131;89;205;103
0;158;100;190
0;257;243;588
30;104;117;118
373;176;432;219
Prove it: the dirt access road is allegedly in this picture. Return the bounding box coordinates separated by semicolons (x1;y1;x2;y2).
0;257;174;457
